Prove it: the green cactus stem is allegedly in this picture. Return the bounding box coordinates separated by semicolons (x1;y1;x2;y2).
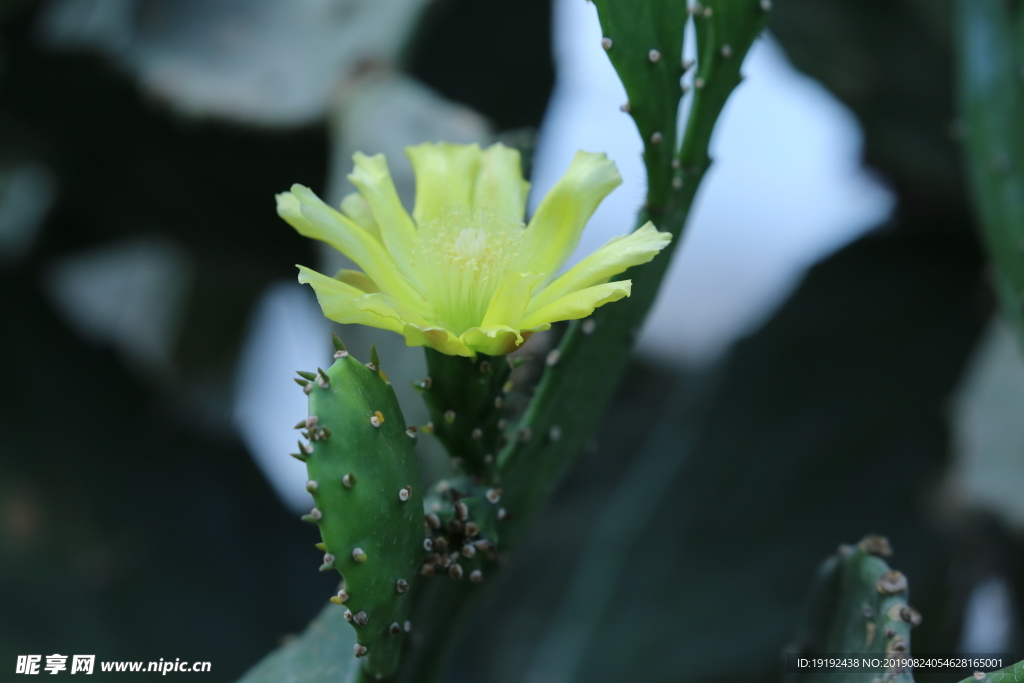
956;0;1024;353
793;536;920;683
417;349;512;481
298;335;423;679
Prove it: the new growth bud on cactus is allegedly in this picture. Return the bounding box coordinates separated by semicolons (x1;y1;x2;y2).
297;337;422;679
421;478;504;582
277;142;671;358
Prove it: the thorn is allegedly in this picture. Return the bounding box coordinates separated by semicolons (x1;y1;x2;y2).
682;58;695;71
503;380;514;394
721;44;733;58
876;571;908;595
420;564;435;576
404;621;412;633
455;501;469;520
497;419;508;430
444;409;456;424
486;488;501;504
290;452;308;463
343;473;356;488
296;371;317;381
389;622;402;635
316;368;330;388
294;420;307;429
320;427;332;440
465;522;480;537
306;480;318;493
354;644;368;658
601;37;612;50
330;589;349;605
484;453;494;465
352;547;368;563
353;611;368;626
494;396;504;408
548;426;562;442
648;49;661;63
619;102;631;113
369;344;380;369
650;131;663;145
320;554;335;571
672;177;683;189
315;542;326;551
479;360;492;373
973;673;986;681
301;508;322;523
422;421;435;434
396;579;409;594
423;538;434;551
517;427;532;442
449;563;464;580
406;425;418;438
343;609;353;622
470;570;483;583
419;376;433;390
694;77;706;89
582;319;596;334
858;535;892;558
299;440;313;455
546;349;561;366
399;486;412;502
305;414;320;428
425;513;441;529
294;378;309;388
497;508;508;521
303;383;312;395
760;0;772;9
702;6;712;17
331;332;347;352
471;428;483;440
380;369;390;384
462;544;477;558
371;410;384;428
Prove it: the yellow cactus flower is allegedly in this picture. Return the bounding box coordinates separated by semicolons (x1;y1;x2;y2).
277;142;671;357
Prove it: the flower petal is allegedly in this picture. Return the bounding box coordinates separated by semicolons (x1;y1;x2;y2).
339;192;381;241
278;185;429;315
297;266;409;334
462;325;526;356
527;222;670;314
474;143;530;227
481;270;545;329
406;142;481;227
520;150;622;276
333;269;380;294
402;323;473;357
348;152;420;281
520;281;632;329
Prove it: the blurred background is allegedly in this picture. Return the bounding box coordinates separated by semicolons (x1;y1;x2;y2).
1;0;1020;680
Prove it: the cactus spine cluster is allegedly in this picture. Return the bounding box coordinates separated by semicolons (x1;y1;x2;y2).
294;335;422;679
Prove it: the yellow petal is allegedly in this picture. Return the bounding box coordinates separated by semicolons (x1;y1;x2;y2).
527;222;670;314
474;143;530;227
462;325;526;356
481;270;545;328
339;192;381;241
279;185;428;316
402;323;474;357
348;152;420;281
406;142;481;227
297;266;409;334
520;150;622;276
333;269;380;294
520;281;632;329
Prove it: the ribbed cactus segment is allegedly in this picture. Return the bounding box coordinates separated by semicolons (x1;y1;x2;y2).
958;659;1024;683
418;349;511;480
592;0;687;207
956;0;1024;353
299;346;422;679
421;478;503;583
794;536;919;683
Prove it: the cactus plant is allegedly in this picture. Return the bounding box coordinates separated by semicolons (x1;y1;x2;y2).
296;335;423;679
956;0;1024;352
243;2;773;681
793;536;919;683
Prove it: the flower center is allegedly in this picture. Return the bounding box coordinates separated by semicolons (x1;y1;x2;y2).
414;211;524;336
